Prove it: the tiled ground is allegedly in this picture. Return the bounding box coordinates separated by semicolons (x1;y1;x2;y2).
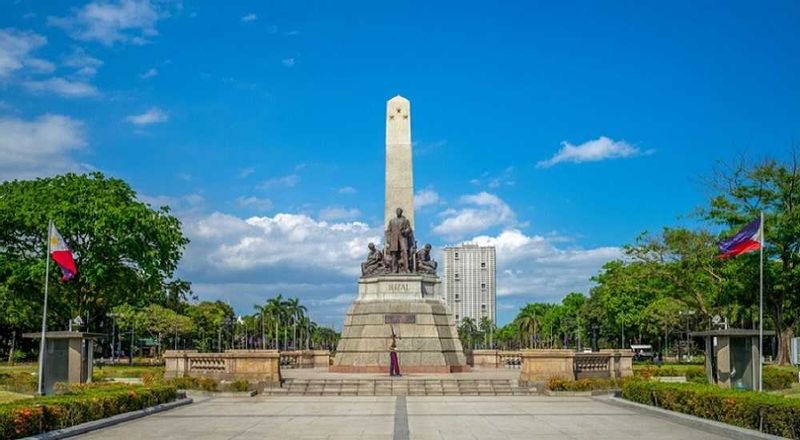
76;395;732;440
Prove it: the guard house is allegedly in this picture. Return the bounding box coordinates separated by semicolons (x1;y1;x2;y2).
23;331;103;395
691;329;773;391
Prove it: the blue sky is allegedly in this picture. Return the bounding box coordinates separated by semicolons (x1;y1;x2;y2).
1;1;798;326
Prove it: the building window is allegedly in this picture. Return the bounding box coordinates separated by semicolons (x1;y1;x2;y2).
481;262;486;268
454;273;460;281
481;304;486;310
455;314;459;320
455;294;460;301
481;283;486;290
454;252;459;259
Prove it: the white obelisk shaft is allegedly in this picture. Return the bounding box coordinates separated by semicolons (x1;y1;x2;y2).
385;95;414;229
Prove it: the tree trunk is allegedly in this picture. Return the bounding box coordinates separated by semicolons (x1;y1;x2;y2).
775;327;794;365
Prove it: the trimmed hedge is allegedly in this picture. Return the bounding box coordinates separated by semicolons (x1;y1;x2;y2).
547;377;630;392
764;366;798;391
0;383;178;439
621;380;800;439
635;365;706;383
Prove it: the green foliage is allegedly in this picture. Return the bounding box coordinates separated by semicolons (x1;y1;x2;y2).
0;383;177;439
764;366;799;391
166;376;219;391
226;380;249;392
547;377;629;392
634;364;707;383
0;372;36;394
621;380;800;439
704;156;800;364
0;173;189;339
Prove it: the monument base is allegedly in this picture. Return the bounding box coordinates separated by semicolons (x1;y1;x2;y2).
331;274;468;373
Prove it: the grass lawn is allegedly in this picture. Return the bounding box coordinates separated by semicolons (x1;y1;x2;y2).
0;390;32;404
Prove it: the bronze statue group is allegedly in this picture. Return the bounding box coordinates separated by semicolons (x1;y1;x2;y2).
359;207;440;377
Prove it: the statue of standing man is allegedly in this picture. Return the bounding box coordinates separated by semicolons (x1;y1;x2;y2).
385;207;413;273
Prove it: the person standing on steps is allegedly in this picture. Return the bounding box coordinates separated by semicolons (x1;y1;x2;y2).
389;328;401;377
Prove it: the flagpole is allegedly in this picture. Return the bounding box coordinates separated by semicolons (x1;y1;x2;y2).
37;220;52;396
759;211;764;392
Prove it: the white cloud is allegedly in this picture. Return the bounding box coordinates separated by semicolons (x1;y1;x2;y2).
465;229;622;300
471;166;515;188
48;0;162;46
24;58;55;74
237;196;273;212
125;107;168;125
319;207;361;222
139;67;157;79
22;77;99;97
63;47;103;74
238;167;255;178
281;57;295;67
183;212;381;279
0;28;47;77
537;136;649;168
414;188;441;209
258;174;300;189
241;13;258;22
432;192;515;238
338;186;357;194
0;114;87;181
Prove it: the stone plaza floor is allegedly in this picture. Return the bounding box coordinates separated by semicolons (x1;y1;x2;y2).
75;395;733;440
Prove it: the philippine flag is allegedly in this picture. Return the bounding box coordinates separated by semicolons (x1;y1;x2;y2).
718;218;762;258
49;223;77;281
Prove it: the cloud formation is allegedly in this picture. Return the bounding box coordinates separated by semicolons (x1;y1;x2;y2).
139;67;157;79
414;188;441;209
23;77;99;98
258;174;300;189
319;207;361;222
467;229;622;301
241;13;258;22
0;114;87;181
236;196;273;212
432;192;515;238
0;28;48;77
125;107;168;125
536;136;649;168
49;0;162;46
63;47;103;77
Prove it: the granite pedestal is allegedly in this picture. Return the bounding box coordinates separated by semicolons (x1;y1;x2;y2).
331;274;468;373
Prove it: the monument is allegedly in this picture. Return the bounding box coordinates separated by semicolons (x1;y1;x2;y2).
331;96;468;373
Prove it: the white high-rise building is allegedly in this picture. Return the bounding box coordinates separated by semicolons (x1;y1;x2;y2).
443;244;496;325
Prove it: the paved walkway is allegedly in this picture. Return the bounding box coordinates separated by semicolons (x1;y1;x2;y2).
76;395;731;440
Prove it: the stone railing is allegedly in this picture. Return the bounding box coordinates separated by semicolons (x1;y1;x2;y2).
279;350;331;369
519;349;633;385
164;349;281;383
467;350;522;369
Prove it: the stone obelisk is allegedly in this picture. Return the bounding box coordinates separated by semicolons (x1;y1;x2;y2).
330;96;467;374
385;95;414;229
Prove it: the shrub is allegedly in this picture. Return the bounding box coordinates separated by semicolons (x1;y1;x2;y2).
0;384;177;439
547;377;629;392
635;365;706;383
0;372;37;394
764;366;798;391
166;376;219;391
226;380;249;392
621;380;800;439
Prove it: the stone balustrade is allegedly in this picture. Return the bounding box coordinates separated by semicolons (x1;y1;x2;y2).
518;349;633;385
164;349;281;383
467;350;522;369
279;350;331;369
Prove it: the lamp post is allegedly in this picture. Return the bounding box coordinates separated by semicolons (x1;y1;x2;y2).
107;313;118;363
591;324;599;352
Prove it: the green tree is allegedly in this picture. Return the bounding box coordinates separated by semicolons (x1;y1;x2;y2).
186;301;234;352
478;316;495;348
0;173;189;336
705;155;800;364
457;317;479;350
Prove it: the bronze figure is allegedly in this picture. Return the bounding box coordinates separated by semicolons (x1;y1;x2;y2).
415;243;438;275
385;207;413;273
360;242;385;276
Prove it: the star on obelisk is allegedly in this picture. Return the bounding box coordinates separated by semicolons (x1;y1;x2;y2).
384;95;414;229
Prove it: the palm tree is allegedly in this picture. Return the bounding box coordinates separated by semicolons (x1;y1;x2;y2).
285;298;307;350
516;310;539;348
478;316;495;349
458;317;479;350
